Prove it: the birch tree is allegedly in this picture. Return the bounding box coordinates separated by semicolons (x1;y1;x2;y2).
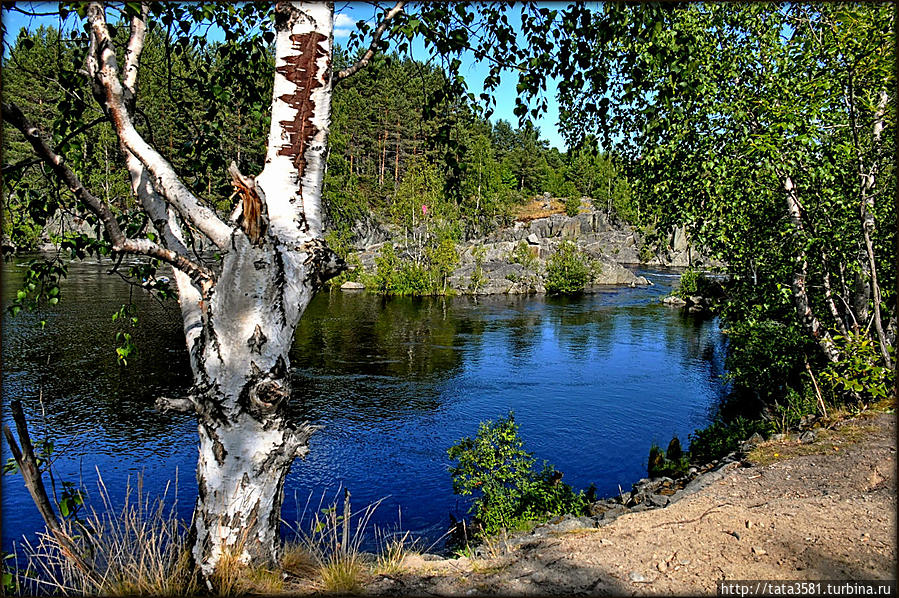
2;0;565;579
554;3;895;398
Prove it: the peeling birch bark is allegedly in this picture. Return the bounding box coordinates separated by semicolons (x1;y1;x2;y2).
14;2;349;580
185;2;344;575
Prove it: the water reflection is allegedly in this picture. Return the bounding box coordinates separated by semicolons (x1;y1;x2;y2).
3;257;728;551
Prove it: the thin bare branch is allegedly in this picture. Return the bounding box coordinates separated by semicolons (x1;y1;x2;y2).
334;1;406;83
4;400;99;583
2;100;215;288
3;116;107;176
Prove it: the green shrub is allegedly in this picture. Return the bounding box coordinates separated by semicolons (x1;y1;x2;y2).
544;242;597;295
371;242;400;293
637;224;660;263
688;417;774;465
369;239;458;296
647;436;689;478
564;196;580;217
426;233;459;295
725;317;809;402
772;386;818;434
468;244;488;293
448;413;589;538
672;268;723;300
821;331;895;405
510;241;537;271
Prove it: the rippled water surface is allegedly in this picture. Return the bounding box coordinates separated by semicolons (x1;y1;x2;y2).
2;257;728;550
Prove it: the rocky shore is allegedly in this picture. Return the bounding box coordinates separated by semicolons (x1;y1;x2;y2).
345;208;713;295
365;408;895;595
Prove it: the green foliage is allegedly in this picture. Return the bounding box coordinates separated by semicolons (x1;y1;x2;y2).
688;417;774;465
772;386;818;434
448;413;589;538
674;269;700;298
369;239;458;296
821;333;895;404
2;552;20;595
666;436;683;462
555;3;895;414
647;437;689;478
467;244;488;293
510;241;537;271
112;303;139;365
725;316;810;403
543;242;597;295
672;269;722;301
564;196;580;217
7;257;68;320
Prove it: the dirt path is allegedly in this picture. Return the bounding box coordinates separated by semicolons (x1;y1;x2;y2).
365;411;896;595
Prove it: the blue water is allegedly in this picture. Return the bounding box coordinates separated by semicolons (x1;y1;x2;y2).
2;258;727;551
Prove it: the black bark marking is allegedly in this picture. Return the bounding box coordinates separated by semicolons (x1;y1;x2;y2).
247;325;268;354
302;238;346;291
272;248;288;326
253;259;268;270
238;360;290;420
212;438;226;466
268;464;291;553
274;2;305;30
271;355;288;379
204;423;228;466
197;473;208;503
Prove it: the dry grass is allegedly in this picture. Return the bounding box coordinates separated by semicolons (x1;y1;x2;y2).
11;472;198;596
9;472;429;596
513;198;566;221
280;543;319;579
747;410;886;467
375;529;417;576
285;489;385;594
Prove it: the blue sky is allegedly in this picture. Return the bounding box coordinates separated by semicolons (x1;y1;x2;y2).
2;2;568;149
334;4;566;149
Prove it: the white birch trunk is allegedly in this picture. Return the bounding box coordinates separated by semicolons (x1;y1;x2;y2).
185;2;340;576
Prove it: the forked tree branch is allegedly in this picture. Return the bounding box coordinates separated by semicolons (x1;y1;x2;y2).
334;1;406;83
2;101;215;288
85;2;233;249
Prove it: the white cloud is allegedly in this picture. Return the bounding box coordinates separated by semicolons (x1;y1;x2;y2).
334;13;354;38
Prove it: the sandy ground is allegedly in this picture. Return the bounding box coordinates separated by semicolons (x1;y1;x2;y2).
365;411;897;595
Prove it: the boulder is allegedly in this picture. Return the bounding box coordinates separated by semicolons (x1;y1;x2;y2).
340;281;365;291
662;295;688;307
672;225;689;252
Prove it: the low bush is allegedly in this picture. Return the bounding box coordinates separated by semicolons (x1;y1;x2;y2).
672;268;724;301
448;413;590;539
647;436;690;478
544;242;598;295
564;196;580;217
369;240;459;296
821;332;895;405
687;416;774;465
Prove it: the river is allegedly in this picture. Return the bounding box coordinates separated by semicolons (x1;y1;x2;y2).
1;256;728;552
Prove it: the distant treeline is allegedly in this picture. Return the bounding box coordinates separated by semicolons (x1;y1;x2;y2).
2;25;638;253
